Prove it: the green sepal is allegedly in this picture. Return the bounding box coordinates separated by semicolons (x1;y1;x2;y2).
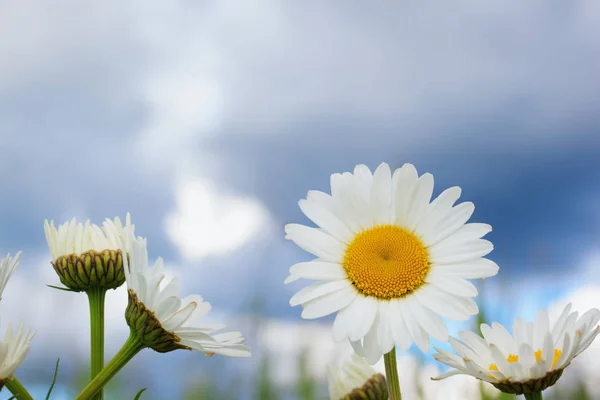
45;358;60;400
46;284;79;292
133;388;147;400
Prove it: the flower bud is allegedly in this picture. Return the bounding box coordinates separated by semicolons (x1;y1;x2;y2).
52;249;126;292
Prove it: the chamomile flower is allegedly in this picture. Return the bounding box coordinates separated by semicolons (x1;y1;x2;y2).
44;215;134;291
328;353;387;400
432;303;600;395
0;323;35;388
122;231;251;357
0;252;21;301
285;163;497;363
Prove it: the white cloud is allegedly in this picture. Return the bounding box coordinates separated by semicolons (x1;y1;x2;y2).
164;179;271;261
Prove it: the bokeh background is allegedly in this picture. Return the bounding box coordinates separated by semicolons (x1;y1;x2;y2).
1;1;600;399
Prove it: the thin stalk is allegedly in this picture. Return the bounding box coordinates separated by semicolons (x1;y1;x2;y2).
5;377;34;400
76;333;144;400
384;349;402;400
524;392;543;400
87;288;107;400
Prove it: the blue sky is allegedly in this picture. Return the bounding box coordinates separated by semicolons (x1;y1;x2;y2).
1;0;600;399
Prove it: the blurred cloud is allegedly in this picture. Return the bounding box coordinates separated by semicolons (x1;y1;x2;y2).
165;179;271;260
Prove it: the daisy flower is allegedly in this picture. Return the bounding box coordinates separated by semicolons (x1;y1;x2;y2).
0;323;35;388
0;252;21;301
432;303;600;396
122;231;251;357
328;353;387;400
44;215;134;291
285;163;497;363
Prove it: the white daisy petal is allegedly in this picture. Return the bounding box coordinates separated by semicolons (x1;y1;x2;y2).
429;239;493;265
400;299;430;352
346;296;378;342
362;314;383;364
406;173;434;231
414;285;476;320
332;298;358;342
533;309;550;351
416;186;462;241
430;258;499;279
289;261;347;281
370;163;392;225
299;199;354;243
425;202;475;246
307;190;362;233
388;299;414;351
0;252;21;301
301;286;357;319
425;273;478;297
290;280;351;307
376;301;396;354
392;163;419;226
284;224;345;262
578;325;600;357
432;369;467;380
411;295;449;342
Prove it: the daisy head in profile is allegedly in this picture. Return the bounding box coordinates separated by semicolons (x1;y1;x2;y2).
122;231;251;357
44;214;134;291
432;303;600;398
0;322;36;390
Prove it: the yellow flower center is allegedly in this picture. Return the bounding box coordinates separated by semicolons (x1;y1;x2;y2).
552;349;562;369
535;348;562;369
488;349;563;380
343;225;430;299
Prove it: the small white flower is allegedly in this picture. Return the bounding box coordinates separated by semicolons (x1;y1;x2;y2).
44;215;134;261
432;303;600;395
328;353;386;399
123;232;251;357
285;163;498;363
0;252;21;301
0;322;35;381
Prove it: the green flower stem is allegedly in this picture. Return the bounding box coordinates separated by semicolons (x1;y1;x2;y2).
5;377;34;400
524;392;543;400
76;332;144;400
384;349;402;400
88;288;107;400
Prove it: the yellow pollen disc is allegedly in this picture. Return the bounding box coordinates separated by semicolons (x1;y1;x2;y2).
551;349;562;369
534;349;543;363
507;354;519;363
343;225;430;299
488;364;499;380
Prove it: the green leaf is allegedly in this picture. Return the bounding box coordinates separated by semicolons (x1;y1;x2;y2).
46;358;60;400
46;284;79;292
133;388;147;400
